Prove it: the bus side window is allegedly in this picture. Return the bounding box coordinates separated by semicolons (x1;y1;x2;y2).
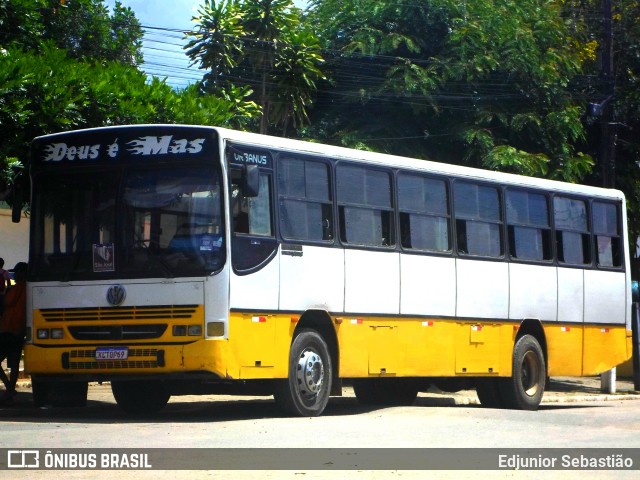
454;182;503;257
278;157;333;242
506;189;552;262
554;196;590;265
337;164;394;247
593;201;622;268
397;173;450;252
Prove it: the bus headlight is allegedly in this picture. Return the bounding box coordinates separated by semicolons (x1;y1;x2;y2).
188;325;202;336
173;325;187;336
37;328;64;339
173;325;203;336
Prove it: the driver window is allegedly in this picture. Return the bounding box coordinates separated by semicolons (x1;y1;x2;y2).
230;168;276;272
232;174;273;236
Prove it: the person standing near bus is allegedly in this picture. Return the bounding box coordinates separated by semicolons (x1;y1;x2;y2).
0;258;11;315
0;262;27;403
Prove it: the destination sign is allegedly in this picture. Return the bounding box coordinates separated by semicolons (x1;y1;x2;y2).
227;144;273;168
32;126;218;165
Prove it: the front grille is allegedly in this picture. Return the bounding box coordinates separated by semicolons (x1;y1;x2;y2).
64;349;164;370
68;324;167;340
40;305;198;322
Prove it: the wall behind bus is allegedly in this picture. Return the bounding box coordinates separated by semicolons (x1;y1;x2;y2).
0;204;29;268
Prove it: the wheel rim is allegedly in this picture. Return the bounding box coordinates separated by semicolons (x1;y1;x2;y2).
296;348;325;399
521;350;542;397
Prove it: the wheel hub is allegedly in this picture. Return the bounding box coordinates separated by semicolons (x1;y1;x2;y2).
296;349;324;396
521;350;541;397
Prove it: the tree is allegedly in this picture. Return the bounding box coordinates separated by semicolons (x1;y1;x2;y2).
186;0;324;135
308;0;593;182
0;0;144;65
0;0;262;205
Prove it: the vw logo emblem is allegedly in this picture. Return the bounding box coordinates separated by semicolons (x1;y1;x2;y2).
106;284;126;306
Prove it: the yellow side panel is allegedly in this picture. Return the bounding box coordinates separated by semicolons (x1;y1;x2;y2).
583;326;630;375
546;325;583;376
400;320;457;377
368;325;399;374
455;324;501;374
336;319;368;377
338;318;514;378
225;312;292;379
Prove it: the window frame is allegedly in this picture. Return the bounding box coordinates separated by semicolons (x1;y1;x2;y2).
552;194;592;267
396;170;452;254
453;179;505;259
505;187;553;265
591;199;624;270
336;161;396;249
276;155;335;245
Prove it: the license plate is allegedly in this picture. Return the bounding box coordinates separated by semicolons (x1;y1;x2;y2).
95;347;128;361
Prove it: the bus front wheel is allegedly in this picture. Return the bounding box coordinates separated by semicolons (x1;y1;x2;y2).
499;334;546;410
274;329;332;417
111;380;171;415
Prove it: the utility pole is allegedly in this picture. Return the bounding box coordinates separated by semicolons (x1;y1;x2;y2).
600;0;616;188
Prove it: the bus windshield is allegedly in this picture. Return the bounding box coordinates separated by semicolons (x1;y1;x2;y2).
30;165;225;281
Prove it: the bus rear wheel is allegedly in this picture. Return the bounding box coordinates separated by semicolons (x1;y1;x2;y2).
111;380;171;415
274;329;332;417
499;334;546;410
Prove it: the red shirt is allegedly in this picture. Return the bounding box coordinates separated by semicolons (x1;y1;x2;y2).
1;281;26;336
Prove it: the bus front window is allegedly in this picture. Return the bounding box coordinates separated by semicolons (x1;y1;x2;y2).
121;167;224;277
30;172;118;281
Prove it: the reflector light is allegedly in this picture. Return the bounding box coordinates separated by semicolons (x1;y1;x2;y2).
207;321;224;337
350;319;363;325
422;321;434;327
561;326;571;332
252;316;267;323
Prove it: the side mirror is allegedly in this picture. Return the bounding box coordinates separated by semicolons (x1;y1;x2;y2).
243;164;260;198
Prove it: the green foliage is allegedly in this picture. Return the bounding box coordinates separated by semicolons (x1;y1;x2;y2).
186;0;325;135
0;0;261;203
308;0;591;181
0;45;259;196
0;0;144;65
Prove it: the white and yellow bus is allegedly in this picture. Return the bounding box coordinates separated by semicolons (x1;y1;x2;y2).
20;124;632;415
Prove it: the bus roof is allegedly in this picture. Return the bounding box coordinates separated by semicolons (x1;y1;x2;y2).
33;124;625;202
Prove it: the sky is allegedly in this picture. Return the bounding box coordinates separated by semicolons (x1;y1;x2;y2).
106;0;309;89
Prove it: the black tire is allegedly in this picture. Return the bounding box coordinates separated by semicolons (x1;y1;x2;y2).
353;378;418;406
475;378;505;409
274;329;332;417
32;378;88;408
111;380;171;415
499;335;546;410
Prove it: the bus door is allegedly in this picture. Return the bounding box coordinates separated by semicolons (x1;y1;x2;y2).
227;145;279;311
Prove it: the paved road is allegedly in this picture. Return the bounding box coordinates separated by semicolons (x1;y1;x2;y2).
1;378;639;480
